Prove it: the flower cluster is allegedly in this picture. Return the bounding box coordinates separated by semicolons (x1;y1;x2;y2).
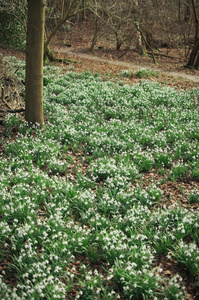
0;57;198;299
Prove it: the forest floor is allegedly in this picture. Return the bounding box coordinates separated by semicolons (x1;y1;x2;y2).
0;22;198;215
0;21;199;300
0;21;199;216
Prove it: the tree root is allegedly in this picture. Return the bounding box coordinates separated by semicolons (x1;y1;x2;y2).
44;46;78;64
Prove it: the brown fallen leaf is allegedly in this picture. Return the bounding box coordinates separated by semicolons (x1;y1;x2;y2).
163;270;172;276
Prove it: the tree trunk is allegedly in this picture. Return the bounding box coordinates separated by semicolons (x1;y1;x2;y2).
90;16;99;51
133;0;147;56
187;39;199;67
184;0;191;22
186;0;199;69
115;31;122;51
25;0;45;126
134;22;147;57
81;0;87;20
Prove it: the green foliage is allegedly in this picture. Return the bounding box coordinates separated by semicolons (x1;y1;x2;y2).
121;69;134;78
171;164;189;180
188;189;199;204
0;11;25;49
113;260;160;299
170;241;199;279
121;68;159;79
136;68;159;78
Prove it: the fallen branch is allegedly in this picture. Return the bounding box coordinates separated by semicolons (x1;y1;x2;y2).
147;52;179;60
0;108;25;113
1;87;13;109
2;98;13;109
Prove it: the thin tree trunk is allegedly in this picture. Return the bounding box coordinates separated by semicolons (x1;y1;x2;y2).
195;53;199;69
184;0;191;22
186;0;199;68
115;31;122;51
178;0;181;21
90;17;99;51
61;0;65;19
25;0;45;126
187;40;199;66
81;0;87;20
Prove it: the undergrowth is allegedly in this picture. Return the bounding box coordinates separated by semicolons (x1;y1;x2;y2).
0;57;199;299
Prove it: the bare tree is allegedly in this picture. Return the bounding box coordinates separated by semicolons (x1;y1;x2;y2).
44;0;84;61
88;0;138;53
1;0;199;68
